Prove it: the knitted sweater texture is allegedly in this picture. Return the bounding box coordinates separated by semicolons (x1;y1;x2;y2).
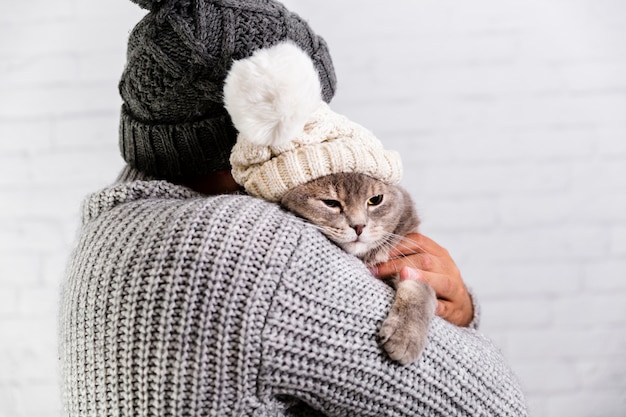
59;169;528;417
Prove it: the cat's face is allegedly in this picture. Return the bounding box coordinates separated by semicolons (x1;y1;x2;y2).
280;173;419;263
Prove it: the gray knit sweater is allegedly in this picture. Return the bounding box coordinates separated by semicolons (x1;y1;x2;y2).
59;169;528;417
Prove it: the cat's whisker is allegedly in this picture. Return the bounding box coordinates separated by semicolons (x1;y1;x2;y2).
289;217;325;232
289;216;322;229
289;216;349;242
377;245;424;275
380;232;432;257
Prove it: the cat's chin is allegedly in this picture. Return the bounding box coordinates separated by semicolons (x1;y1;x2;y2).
340;241;370;257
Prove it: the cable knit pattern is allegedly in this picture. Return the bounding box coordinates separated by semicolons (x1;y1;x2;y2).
119;0;336;178
59;172;528;416
230;103;404;202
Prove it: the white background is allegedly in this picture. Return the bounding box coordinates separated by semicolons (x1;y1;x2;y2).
1;0;625;416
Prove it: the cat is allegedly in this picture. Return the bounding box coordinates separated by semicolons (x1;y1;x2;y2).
281;172;437;365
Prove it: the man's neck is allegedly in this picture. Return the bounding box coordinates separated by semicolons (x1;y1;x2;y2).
178;169;243;195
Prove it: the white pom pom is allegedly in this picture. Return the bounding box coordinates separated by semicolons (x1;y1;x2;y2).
223;41;323;147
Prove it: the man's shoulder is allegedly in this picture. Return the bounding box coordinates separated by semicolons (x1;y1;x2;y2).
83;179;285;222
79;179;320;248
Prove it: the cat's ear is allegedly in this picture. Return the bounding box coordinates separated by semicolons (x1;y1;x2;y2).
223;41;323;147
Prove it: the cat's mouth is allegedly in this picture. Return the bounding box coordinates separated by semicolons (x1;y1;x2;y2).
341;240;370;257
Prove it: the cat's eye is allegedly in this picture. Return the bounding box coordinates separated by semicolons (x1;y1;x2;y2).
367;195;384;206
322;199;341;209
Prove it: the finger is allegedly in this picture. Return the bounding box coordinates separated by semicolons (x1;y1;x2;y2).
412;270;455;301
372;253;433;278
399;270;462;325
398;267;455;304
389;267;474;327
437;299;473;327
370;257;403;279
436;300;458;325
436;300;447;318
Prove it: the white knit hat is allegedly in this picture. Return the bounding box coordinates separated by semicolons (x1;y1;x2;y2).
225;41;403;202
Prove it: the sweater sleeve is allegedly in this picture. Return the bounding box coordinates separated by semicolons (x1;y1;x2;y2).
466;286;481;330
258;225;528;417
60;179;526;417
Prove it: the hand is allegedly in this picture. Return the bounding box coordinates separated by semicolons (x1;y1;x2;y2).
370;233;474;327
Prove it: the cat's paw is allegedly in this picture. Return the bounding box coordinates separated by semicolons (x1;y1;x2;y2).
379;309;430;366
378;280;436;366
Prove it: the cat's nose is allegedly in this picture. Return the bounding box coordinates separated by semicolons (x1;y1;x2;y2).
353;224;365;236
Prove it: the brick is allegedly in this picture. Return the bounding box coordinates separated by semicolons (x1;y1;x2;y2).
464;262;583;298
0;288;19;316
0;0;72;24
519;16;626;62
0;318;56;350
42;251;74;286
512;359;579;393
14;382;62;415
347;92;626;133
51;114;119;148
0;83;120;119
0;385;17;416
0;120;53;153
609;227;626;255
491;95;626;128
75;51;126;83
0;21;72;57
575;192;626;223
500;189;626;228
0;18;138;57
0;185;90;220
584;260;626;290
507;327;626;359
0;252;40;286
560;61;626;91
448;226;608;263
29;148;124;186
577;357;626;390
481;298;552;330
402;33;520;68
444;127;597;162
19;345;60;382
74;0;146;21
0;342;60;385
404;64;566;98
0;351;17;383
0;154;33;187
420;197;498;231
0;219;68;253
435;161;572;197
498;192;575;229
571;158;626;191
597;126;626;156
523;396;546;417
546;390;626;417
293;0;524;38
553;293;626;326
0;55;78;89
18;287;60;318
580;0;626;28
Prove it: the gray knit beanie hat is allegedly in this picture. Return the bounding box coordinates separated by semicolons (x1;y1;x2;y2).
119;0;337;179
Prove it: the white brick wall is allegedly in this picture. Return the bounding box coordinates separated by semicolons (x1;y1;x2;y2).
1;0;625;416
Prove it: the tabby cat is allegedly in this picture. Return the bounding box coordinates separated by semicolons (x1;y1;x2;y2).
281;172;437;365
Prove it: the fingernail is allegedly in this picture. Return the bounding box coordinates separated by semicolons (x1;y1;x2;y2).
368;266;378;276
400;266;419;281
